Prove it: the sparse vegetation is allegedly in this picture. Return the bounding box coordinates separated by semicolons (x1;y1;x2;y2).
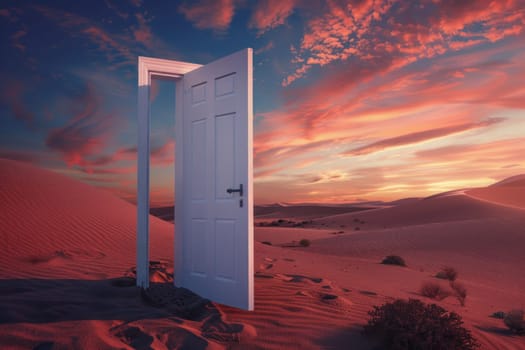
255;219;313;228
299;239;311;247
420;281;450;301
504;309;525;335
490;311;506;319
436;266;458;281
381;255;406;267
364;298;479;349
450;281;467;306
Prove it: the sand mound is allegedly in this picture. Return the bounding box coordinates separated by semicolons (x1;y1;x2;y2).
0;158;173;279
465;175;525;209
316;192;523;230
255;204;373;219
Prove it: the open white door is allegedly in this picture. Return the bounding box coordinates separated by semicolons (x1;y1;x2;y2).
137;48;254;311
177;49;254;310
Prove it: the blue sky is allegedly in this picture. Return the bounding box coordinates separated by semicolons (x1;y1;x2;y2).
1;0;524;205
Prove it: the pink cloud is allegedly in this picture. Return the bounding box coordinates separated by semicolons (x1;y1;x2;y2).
255;139;334;178
11;29;27;51
45;84;117;167
32;5;147;65
74;138;175;175
284;0;525;86
250;0;296;34
255;40;275;55
415;137;525;164
179;0;235;31
104;0;129;19
344;118;506;156
0;81;34;128
133;13;153;47
271;37;525;146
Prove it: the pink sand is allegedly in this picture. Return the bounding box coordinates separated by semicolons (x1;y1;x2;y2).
1;158;524;349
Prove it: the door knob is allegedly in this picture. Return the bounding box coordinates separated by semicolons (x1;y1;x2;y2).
226;184;243;196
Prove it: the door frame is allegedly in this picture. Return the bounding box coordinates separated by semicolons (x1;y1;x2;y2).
136;56;201;288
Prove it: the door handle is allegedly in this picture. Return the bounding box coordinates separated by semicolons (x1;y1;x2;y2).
226;184;243;196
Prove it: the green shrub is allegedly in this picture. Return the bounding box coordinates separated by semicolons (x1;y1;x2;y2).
420;281;450;301
504;309;525;335
364;298;479;349
381;255;406;267
435;266;458;281
299;239;310;247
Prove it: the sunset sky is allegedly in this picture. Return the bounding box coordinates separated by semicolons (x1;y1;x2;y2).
1;0;524;205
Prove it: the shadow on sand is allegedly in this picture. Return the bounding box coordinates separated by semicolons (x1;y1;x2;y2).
0;278;213;325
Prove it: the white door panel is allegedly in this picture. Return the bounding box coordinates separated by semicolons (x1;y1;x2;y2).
177;49;253;310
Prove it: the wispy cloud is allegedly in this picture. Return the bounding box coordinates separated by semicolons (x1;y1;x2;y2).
179;0;235;31
11;28;27;51
284;0;525;86
0;80;35;129
344;118;506;156
255;40;275;55
33;5;136;65
250;0;296;35
31;4;175;67
45;83;119;167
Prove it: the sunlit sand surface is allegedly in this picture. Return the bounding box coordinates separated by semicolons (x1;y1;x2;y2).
1;159;524;349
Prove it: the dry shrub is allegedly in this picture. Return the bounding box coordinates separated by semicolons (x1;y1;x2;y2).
364;298;479;349
490;311;506;319
435;266;458;281
450;281;467;306
504;310;525;335
299;239;310;247
420;281;450;301
381;255;406;267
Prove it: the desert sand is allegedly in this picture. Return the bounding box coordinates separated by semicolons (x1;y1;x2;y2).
1;158;524;349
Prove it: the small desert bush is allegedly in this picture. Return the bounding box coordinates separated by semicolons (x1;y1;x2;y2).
364;298;479;349
381;255;406;267
420;281;450;301
435;266;458;281
504;309;525;335
450;281;467;306
299;239;310;247
490;311;506;319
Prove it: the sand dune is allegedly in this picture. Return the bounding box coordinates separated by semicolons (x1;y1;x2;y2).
314;191;523;230
1;159;524;349
255;203;374;220
466;175;525;210
0;159;173;279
